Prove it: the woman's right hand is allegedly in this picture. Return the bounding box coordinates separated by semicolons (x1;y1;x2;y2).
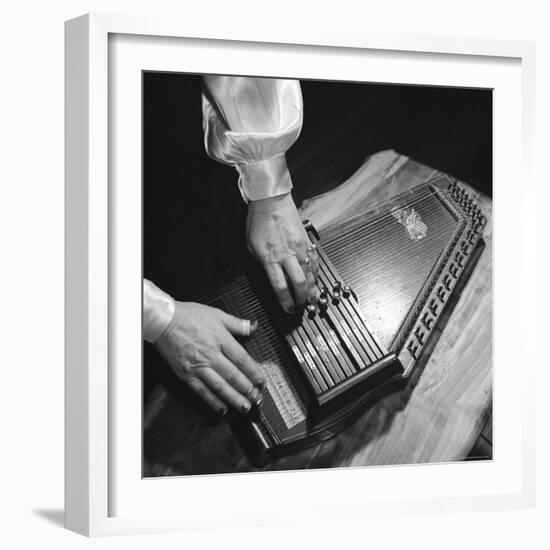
155;302;266;416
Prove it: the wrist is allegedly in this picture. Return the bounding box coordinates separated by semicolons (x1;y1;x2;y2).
143;280;176;344
237;154;293;202
248;191;293;214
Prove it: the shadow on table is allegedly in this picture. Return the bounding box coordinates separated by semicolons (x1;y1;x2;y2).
33;508;64;528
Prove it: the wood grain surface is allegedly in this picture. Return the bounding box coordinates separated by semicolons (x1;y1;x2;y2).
143;149;492;475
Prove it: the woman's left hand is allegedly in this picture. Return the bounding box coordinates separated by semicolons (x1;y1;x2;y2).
246;192;319;314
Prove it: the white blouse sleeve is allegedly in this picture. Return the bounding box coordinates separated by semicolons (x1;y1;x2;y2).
143;279;175;343
202;77;303;202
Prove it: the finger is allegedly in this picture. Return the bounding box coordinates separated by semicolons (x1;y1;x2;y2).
199;368;252;414
282;255;309;308
306;242;320;284
264;262;295;314
302;242;319;302
221;336;266;389
305;265;319;304
214;352;264;407
186;376;228;416
218;311;259;337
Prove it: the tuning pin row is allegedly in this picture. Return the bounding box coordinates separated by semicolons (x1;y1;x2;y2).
474;216;486;234
460;240;472;255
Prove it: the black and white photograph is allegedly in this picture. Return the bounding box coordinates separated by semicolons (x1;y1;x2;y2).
141;73;493;476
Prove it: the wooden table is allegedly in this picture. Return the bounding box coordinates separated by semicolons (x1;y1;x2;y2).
143;149;492;476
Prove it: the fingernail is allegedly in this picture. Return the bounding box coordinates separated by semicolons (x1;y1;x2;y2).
218;407;227;416
250;319;259;333
249;388;263;407
284;302;295;314
247;387;260;402
241;402;251;413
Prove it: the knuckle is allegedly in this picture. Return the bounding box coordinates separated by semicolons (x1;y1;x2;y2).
211;379;225;393
254;372;266;385
234;350;246;365
274;283;289;296
294;273;307;288
225;370;239;386
291;237;304;250
187;376;200;389
175;363;191;379
196;387;208;399
249;363;265;382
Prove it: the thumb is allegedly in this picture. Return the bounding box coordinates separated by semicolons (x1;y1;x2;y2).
218;311;259;337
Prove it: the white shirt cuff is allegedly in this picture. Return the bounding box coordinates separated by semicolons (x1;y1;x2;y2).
143;279;176;343
236;153;293;202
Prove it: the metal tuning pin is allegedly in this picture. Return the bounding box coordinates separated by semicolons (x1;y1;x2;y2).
461;241;471;255
306;303;317;318
407;340;419;359
474;216;486;234
422;313;434;330
332;281;342;302
428;299;439;315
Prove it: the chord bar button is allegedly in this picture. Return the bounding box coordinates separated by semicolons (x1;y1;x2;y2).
332;281;343;301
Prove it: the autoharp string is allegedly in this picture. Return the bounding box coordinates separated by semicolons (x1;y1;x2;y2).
316;246;384;360
325;190;457;251
325;212;457;298
323;187;450;249
323;189;456;268
320;188;460;349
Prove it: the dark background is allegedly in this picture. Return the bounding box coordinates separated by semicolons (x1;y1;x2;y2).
143;73;492;400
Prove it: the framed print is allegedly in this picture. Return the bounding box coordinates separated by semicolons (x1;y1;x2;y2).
65;13;537;536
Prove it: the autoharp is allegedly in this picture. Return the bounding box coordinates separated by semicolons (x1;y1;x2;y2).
200;175;486;462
